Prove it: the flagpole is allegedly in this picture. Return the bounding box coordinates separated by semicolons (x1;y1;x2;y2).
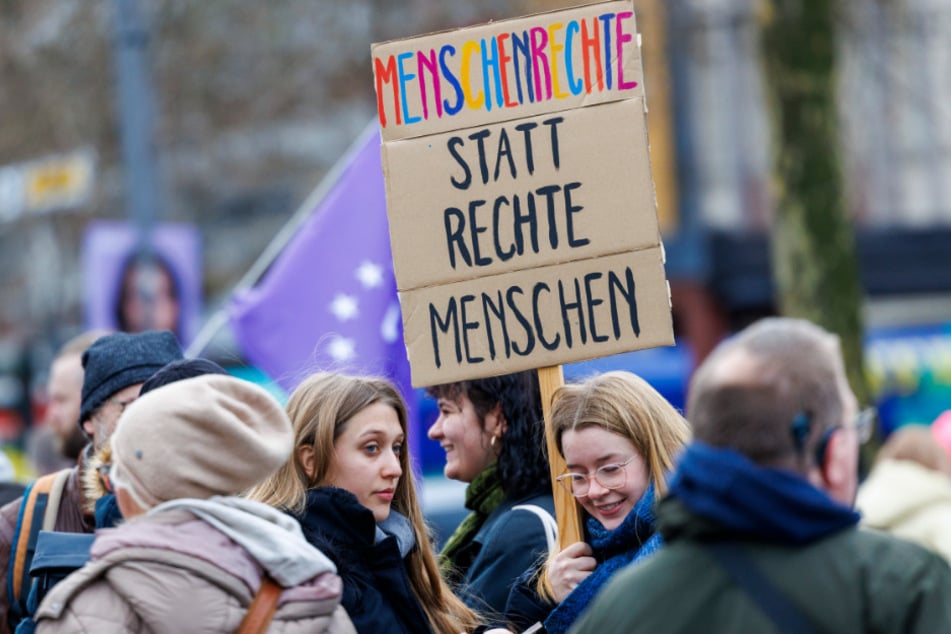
186;119;380;357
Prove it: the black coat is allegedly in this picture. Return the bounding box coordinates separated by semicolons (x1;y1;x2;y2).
296;487;433;634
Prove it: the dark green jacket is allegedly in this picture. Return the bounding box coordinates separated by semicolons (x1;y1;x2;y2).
570;498;951;634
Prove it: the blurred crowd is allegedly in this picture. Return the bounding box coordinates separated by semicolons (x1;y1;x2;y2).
0;319;948;633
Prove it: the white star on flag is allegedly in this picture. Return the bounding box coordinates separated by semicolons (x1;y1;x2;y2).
381;302;401;343
327;336;356;362
228;128;415;426
330;294;359;322
355;261;384;289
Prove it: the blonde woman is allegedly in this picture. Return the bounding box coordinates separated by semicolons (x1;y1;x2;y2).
248;372;481;634
504;371;691;634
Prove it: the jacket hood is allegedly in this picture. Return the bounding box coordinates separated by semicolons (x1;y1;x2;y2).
148;496;336;586
95;496;336;587
663;442;860;544
857;459;951;529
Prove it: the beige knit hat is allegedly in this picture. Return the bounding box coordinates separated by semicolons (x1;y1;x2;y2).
110;374;293;508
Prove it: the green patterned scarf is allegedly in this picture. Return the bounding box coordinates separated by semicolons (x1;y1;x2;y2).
439;462;506;577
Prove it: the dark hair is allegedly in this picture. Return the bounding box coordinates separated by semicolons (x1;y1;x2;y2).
428;370;549;499
114;251;182;336
140;358;228;395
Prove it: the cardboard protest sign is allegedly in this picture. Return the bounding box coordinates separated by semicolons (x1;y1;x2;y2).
374;0;672;387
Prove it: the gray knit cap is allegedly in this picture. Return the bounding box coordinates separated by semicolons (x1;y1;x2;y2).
79;330;183;427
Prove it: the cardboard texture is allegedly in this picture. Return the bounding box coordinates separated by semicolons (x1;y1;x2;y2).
374;0;673;387
372;1;643;141
399;247;673;386
384;98;658;290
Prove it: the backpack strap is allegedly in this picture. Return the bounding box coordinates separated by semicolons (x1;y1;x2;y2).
8;469;72;608
512;504;558;553
705;541;818;634
41;470;70;531
235;575;282;634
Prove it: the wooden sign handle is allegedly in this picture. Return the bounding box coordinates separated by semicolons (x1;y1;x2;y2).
538;365;582;549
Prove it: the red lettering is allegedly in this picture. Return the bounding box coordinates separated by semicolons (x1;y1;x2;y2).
374;55;401;127
497;34;518;108
580;18;602;93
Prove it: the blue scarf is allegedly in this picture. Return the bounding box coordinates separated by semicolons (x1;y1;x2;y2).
376;510;416;558
668;442;860;544
95;493;123;529
544;483;662;634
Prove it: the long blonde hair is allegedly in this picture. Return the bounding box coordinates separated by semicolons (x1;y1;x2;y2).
247;372;480;634
537;370;691;599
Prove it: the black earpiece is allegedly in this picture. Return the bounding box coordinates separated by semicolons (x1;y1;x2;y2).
790;412;811;454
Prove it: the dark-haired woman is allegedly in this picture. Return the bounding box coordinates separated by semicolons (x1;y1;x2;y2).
427;371;556;618
114;251;182;338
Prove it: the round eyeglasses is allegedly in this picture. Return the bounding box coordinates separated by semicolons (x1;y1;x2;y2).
852;407;876;445
555;457;635;497
815;407;877;466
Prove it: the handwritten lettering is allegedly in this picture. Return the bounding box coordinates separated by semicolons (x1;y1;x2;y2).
428;266;640;368
373;11;639;128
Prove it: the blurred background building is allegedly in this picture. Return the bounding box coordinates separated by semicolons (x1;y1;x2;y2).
0;0;948;487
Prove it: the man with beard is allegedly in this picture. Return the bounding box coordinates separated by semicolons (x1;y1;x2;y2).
39;332;110;468
0;330;182;633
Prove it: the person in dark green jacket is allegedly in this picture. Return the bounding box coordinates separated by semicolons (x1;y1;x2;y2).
571;317;951;634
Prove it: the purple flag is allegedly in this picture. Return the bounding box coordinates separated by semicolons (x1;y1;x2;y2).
229;127;415;421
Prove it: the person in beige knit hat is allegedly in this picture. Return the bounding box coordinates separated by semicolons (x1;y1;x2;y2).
109;373;293;512
1;330;181;634
35;374;355;634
